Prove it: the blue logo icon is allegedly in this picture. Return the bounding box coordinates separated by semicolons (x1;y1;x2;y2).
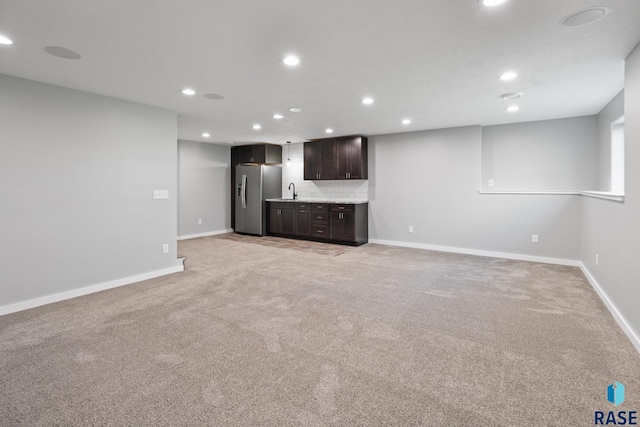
608;381;626;407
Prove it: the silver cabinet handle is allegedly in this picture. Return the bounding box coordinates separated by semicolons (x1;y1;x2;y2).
317;216;323;219
338;206;344;210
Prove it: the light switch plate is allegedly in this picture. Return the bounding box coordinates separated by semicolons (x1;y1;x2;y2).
153;190;169;199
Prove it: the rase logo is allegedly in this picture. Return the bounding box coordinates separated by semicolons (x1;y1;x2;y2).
594;381;637;425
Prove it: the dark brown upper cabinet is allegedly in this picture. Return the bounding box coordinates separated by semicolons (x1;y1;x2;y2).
303;136;367;181
335;136;368;180
232;144;282;165
303;139;336;180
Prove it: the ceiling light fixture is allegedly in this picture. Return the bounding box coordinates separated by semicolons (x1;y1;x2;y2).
202;133;210;138
362;97;374;105
506;105;520;112
273;114;284;119
286;141;292;167
326;128;334;134
562;7;610;27
401;119;411;125
480;0;507;6
182;88;196;95
283;56;300;66
44;46;81;59
289;107;304;113
252;124;261;130
0;35;13;45
501;92;521;100
204;93;224;100
498;71;518;81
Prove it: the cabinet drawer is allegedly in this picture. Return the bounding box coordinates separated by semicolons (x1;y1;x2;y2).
269;202;295;210
330;204;355;212
296;203;310;210
312;203;329;212
312;225;329;238
313;212;328;222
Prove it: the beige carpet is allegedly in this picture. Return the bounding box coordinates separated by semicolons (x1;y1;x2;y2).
1;236;638;426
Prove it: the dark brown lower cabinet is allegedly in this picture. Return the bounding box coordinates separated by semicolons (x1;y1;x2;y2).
267;201;367;245
295;208;312;237
330;205;355;242
268;203;295;236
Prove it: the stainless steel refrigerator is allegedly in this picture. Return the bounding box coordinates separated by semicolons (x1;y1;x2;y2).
235;165;282;236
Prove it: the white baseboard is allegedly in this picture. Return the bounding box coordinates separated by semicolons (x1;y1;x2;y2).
368;239;580;267
579;263;640;353
178;229;233;240
0;264;185;317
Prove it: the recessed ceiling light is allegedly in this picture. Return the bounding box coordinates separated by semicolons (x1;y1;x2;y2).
401;119;411;125
289;107;304;113
202;133;210;138
498;72;517;81
252;124;261;130
182;88;196;96
326;128;334;134
501;92;521;100
283;55;300;66
562;7;610;27
480;0;507;6
44;46;81;60
273;114;284;119
362;97;374;105
506;105;520;112
204;93;224;100
0;35;13;45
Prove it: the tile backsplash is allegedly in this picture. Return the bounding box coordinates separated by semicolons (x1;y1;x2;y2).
281;143;369;200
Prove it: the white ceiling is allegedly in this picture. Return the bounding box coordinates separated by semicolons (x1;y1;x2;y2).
1;0;639;145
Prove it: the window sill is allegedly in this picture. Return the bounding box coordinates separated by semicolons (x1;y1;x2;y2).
578;191;625;202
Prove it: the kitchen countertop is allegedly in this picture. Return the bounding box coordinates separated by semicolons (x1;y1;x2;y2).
266;198;368;204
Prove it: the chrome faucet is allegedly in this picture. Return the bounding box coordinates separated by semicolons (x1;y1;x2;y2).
288;182;297;200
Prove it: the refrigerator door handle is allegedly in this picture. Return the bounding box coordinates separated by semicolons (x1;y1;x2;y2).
241;174;247;209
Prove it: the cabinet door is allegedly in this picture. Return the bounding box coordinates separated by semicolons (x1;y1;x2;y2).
268;207;280;234
295;209;312;237
281;208;296;235
335;137;351;179
304;142;319;180
251;145;266;163
336;136;366;179
330;211;355;242
319;138;336;180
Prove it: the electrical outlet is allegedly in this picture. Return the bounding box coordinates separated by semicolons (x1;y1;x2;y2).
153;190;169;199
408;226;414;233
596;254;599;266
198;219;202;225
531;234;539;243
162;244;169;254
488;179;494;188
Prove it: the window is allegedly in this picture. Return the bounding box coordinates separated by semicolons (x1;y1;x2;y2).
611;117;625;194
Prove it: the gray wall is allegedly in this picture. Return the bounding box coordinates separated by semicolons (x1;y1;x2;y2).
0;74;181;307
368;125;581;260
178;140;230;237
481;117;598;191
580;44;640;341
596;91;625;191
